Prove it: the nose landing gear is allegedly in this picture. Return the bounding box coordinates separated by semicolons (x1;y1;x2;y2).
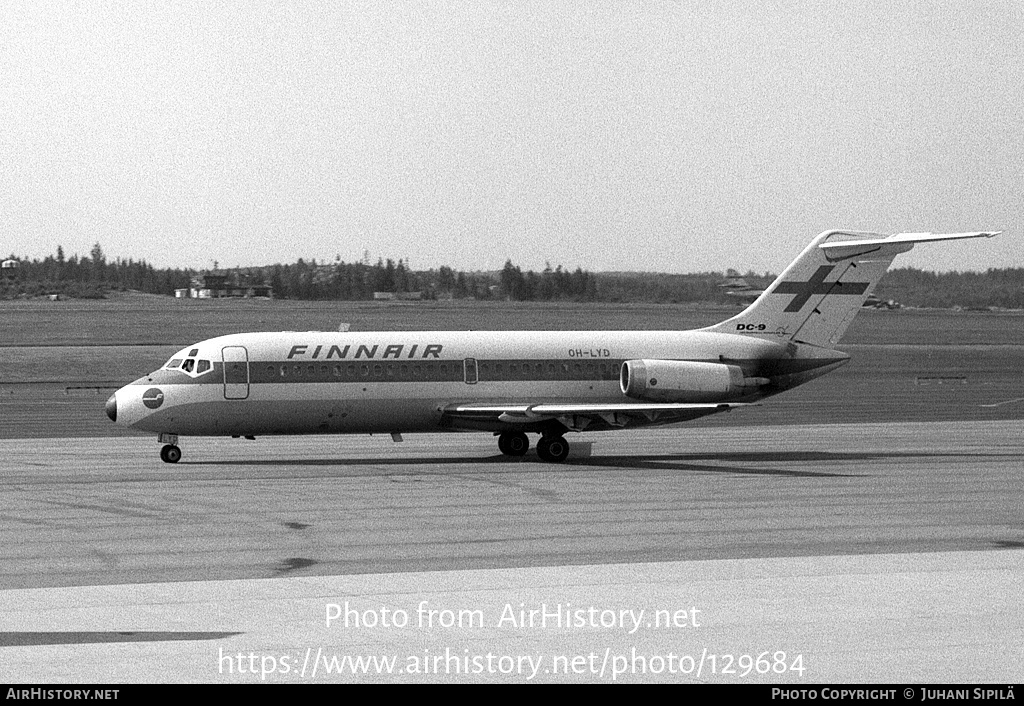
157;433;181;464
160;444;182;464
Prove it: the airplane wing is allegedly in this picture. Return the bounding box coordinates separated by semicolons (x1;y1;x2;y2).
443;401;753;429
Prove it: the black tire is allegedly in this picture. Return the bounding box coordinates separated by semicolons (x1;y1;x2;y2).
498;432;530;457
536;436;569;463
160;444;181;464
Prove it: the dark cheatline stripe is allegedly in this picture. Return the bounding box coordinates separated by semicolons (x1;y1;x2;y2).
135;356;845;386
248;358;626;385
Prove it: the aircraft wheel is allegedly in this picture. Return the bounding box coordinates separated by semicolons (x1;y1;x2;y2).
536;435;569;463
160;444;181;464
498;432;530;457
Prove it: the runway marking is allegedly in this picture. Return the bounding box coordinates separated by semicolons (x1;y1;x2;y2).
0;631;241;647
980;397;1024;408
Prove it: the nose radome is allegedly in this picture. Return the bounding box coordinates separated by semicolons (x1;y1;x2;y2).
105;393;117;422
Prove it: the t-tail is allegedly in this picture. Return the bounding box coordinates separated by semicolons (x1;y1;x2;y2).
705;230;1000;348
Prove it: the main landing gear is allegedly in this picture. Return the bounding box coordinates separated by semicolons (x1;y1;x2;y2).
497;431;529;456
496;431;570;463
536;435;570;463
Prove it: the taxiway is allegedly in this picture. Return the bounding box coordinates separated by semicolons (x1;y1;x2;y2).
1;421;1021;682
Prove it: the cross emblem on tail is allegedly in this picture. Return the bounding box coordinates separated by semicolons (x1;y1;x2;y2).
774;266;870;313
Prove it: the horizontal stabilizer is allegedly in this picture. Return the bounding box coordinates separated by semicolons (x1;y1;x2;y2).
820;231;1000;260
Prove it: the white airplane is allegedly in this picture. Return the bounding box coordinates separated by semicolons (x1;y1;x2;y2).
106;230;998;463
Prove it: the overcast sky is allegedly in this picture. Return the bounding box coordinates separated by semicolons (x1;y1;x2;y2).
2;1;1020;274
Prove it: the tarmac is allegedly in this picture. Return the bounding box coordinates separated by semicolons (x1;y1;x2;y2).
1;421;1021;682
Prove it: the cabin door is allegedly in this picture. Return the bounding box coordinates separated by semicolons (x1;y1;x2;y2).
222;346;250;400
464;358;478;384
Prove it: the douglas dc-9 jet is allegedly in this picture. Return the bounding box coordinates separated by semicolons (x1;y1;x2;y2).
105;230;998;463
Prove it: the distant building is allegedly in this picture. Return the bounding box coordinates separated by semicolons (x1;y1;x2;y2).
247;285;273;298
190;272;229;298
862;293;901;310
1;259;19;280
186;271;273;299
718;275;764;304
373;291;423;301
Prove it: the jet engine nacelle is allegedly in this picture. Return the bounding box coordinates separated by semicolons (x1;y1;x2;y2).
620;359;764;402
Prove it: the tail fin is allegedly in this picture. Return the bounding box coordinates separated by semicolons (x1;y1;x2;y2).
705;230;1000;348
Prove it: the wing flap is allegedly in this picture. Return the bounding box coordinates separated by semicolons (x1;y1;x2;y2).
444;401;753;421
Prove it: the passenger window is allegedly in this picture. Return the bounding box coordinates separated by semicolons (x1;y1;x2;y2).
196;359;211;375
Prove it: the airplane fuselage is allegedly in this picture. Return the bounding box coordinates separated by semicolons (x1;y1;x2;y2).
109;329;846;437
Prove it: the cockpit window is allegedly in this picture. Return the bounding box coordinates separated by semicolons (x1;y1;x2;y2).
162;351;212;377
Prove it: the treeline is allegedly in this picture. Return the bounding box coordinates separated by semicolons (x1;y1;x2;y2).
0;244;602;303
498;261;598;301
1;244;191;299
255;258;602;301
258;259;500;301
0;245;610;302
874;268;1024;309
596;272;732;303
3;244;1023;308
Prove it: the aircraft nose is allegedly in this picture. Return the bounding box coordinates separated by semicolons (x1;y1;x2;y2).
105;393;117;422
